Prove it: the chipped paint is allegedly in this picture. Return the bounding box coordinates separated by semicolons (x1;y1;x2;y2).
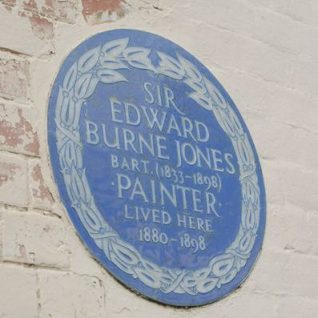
2;0;17;12
22;0;38;12
0;161;19;187
0;104;39;156
29;15;53;40
31;163;54;205
81;0;127;25
0;59;30;100
21;0;78;24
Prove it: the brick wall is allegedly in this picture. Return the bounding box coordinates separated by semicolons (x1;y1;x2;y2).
0;0;317;317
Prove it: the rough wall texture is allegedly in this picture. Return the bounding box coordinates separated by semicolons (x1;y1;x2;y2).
0;0;317;317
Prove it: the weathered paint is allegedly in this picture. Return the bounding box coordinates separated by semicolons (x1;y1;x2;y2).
0;161;19;187
30;163;54;205
0;104;39;156
81;0;127;24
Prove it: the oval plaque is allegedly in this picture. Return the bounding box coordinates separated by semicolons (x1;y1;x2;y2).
48;29;266;306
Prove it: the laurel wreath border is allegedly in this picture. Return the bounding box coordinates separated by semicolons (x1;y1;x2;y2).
54;38;261;296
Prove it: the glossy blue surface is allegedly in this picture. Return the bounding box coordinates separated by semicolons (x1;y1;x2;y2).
48;29;266;306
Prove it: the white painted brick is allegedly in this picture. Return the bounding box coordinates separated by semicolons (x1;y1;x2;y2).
0;103;40;156
181;0;318;63
163;9;318;98
0;56;30;101
249;249;318;298
105;282;279;318
277;296;318;318
212;65;318;133
0;265;38;318
266;203;318;256
0;152;28;207
0;5;54;56
289;59;318;98
38;271;105;318
300;136;318;172
246;115;318;170
2;210;70;268
247;0;318;28
29;159;54;210
66;223;106;276
204;293;279;318
305;211;318;256
280;163;318;211
261;160;285;206
260;160;318;211
104;280;152;318
0;214;3;261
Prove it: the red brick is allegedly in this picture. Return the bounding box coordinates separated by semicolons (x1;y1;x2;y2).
0;103;39;156
29;159;54;210
0;58;30;101
0;4;53;56
22;0;78;24
81;0;127;25
29;15;54;40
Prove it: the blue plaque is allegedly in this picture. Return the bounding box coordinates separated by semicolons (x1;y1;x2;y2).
48;29;266;306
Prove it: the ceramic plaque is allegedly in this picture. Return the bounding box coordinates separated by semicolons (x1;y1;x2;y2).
48;29;266;306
